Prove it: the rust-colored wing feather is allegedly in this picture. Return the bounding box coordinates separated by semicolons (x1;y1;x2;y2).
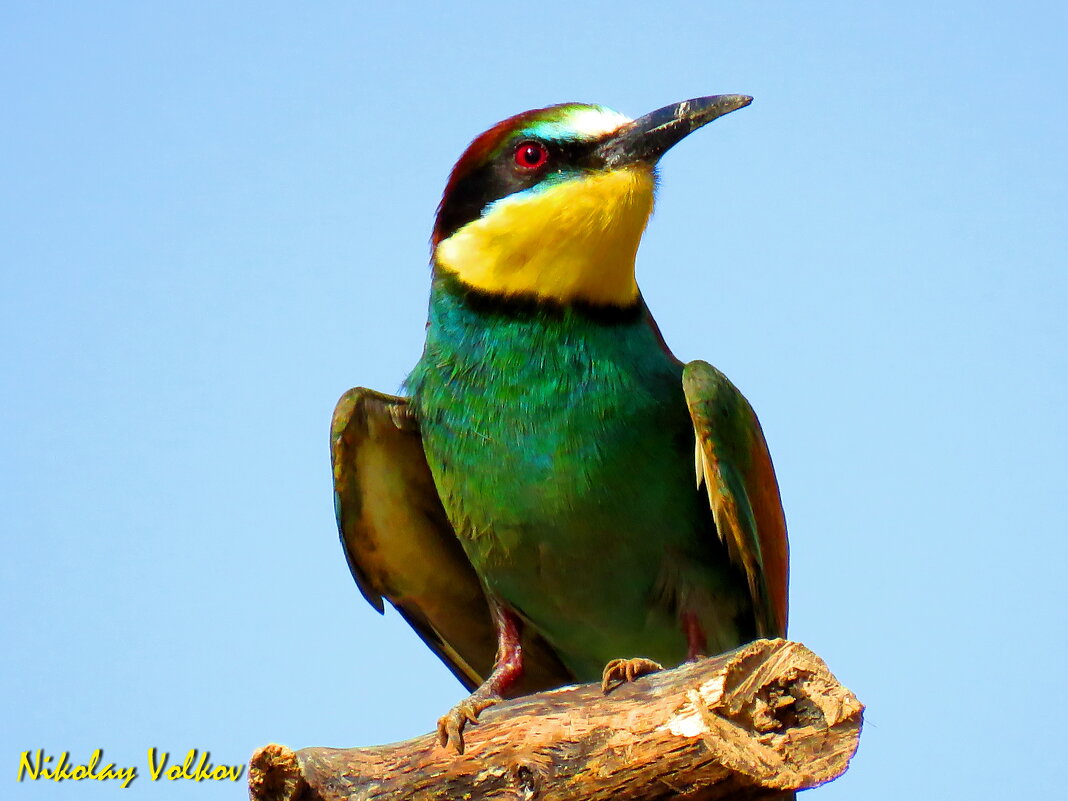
330;387;574;694
682;362;789;637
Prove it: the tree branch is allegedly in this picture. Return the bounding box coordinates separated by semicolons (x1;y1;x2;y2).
248;639;862;801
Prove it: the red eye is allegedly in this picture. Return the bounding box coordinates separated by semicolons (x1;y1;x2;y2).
514;141;549;170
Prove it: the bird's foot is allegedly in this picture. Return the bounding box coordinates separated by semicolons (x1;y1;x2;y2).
438;600;525;754
436;691;500;754
601;657;663;693
681;611;707;662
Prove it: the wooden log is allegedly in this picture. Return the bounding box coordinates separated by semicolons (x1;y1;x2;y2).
248;639;862;801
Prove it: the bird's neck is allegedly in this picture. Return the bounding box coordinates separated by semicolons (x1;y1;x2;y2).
425;270;645;330
409;273;678;405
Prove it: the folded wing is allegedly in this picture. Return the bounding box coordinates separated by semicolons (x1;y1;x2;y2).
330;388;574;694
682;362;789;638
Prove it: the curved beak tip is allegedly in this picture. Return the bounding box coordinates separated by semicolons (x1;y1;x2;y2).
597;93;755;167
692;93;753;118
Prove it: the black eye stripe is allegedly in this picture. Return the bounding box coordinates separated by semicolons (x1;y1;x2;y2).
434;137;604;245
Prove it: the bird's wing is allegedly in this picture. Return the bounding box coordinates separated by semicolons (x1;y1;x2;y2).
682;361;789;637
330;387;574;694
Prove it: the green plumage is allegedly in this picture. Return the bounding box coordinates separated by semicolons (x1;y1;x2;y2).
406;276;753;680
331;95;789;755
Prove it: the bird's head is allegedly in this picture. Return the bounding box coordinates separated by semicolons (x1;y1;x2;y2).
432;95;752;309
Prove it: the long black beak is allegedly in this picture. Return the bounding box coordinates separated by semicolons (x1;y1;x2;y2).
596;94;752;168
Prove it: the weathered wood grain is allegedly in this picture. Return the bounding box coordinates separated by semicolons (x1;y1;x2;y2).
248;639;862;801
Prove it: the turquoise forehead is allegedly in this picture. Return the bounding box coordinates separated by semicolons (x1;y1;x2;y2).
518;105;632;142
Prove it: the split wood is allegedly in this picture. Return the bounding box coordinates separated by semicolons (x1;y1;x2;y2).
248;638;862;801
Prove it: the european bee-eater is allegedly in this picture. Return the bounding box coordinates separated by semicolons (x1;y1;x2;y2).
331;95;789;754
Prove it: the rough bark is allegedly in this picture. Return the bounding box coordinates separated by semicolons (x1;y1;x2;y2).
248;639;862;801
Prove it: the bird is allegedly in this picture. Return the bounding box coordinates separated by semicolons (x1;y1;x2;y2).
331;94;789;755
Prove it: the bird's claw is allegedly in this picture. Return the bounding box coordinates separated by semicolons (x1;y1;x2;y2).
601;657;663;693
436;694;499;754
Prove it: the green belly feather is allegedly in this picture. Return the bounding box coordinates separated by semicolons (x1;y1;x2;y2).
407;279;752;680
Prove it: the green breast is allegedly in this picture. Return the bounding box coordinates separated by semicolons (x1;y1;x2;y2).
407;277;748;679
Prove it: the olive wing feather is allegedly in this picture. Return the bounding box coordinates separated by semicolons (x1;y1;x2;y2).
330;387;573;694
682;361;789;637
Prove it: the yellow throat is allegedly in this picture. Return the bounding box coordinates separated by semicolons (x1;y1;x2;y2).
434;165;655;307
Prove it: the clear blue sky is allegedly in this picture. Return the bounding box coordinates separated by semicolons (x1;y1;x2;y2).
3;2;1065;798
